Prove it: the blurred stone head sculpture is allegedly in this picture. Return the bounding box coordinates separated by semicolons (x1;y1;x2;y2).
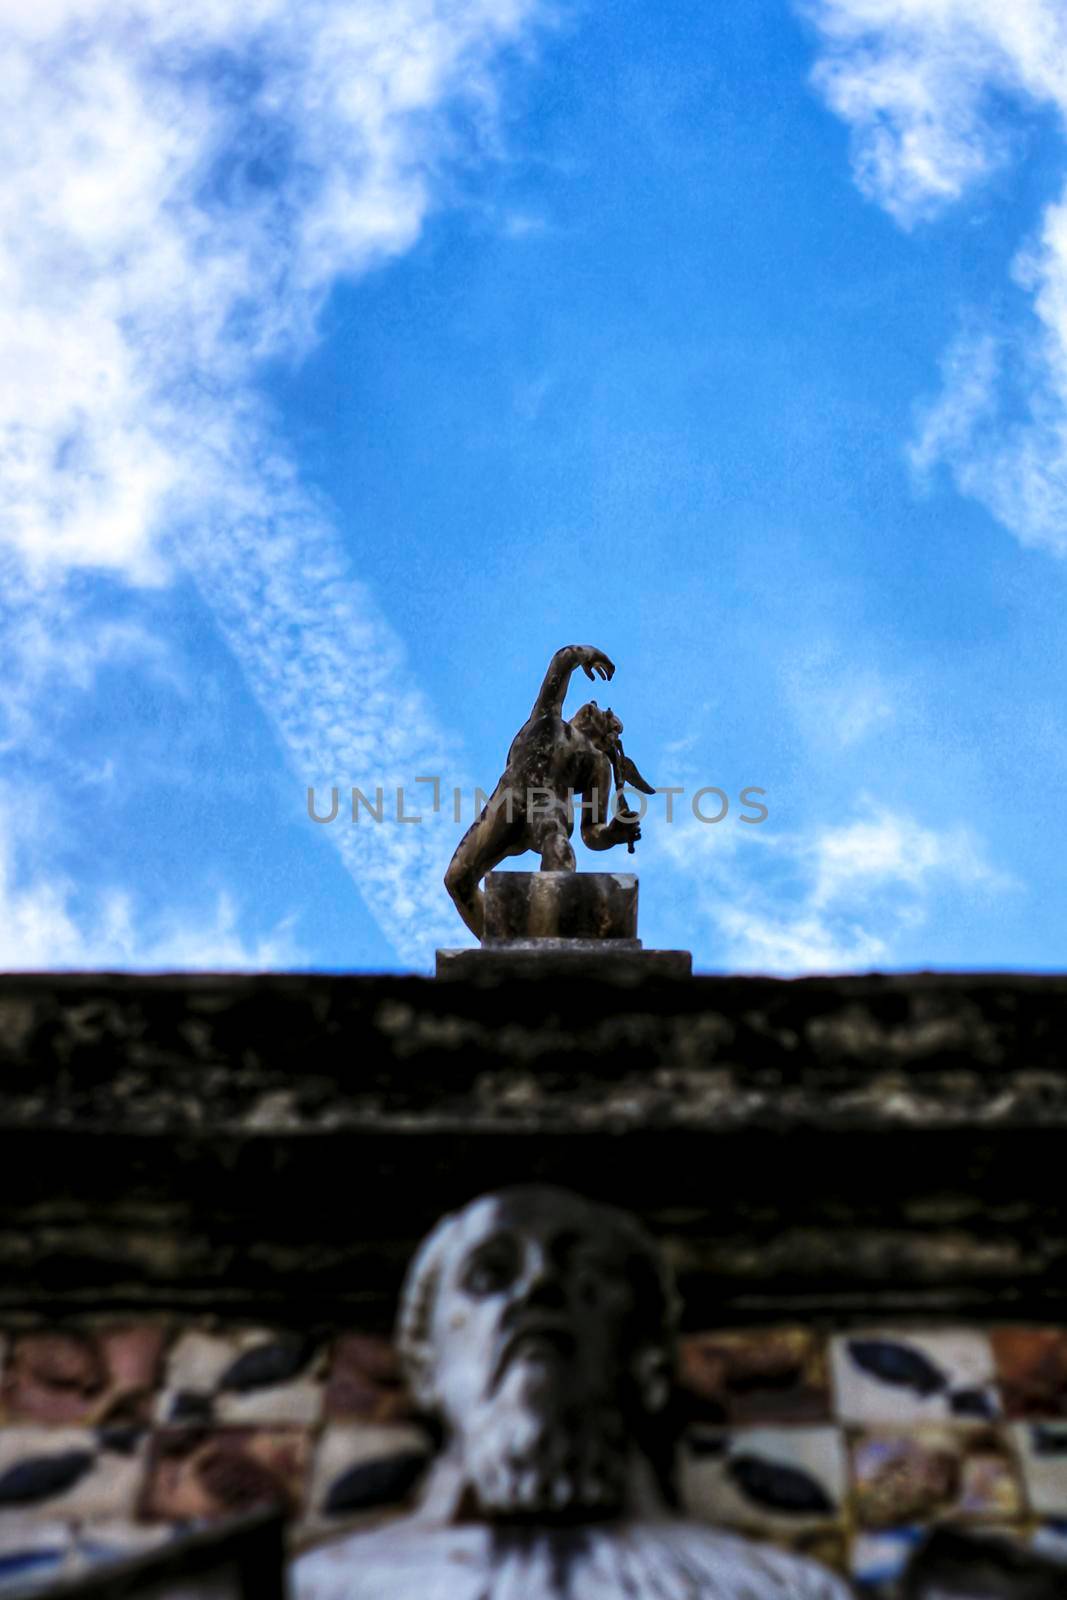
396;1185;676;1521
295;1186;852;1600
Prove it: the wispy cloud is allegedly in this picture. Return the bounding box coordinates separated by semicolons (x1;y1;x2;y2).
801;0;1067;555
783;644;897;748
0;0;549;964
657;797;1010;973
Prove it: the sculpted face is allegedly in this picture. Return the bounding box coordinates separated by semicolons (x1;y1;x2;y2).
432;1190;636;1422
409;1188;671;1518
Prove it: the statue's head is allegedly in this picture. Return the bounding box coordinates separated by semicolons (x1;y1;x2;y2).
570;701;624;754
570;704;656;797
396;1186;678;1520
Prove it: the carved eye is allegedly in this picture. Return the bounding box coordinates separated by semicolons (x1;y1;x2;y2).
461;1234;520;1297
553;1232;620;1298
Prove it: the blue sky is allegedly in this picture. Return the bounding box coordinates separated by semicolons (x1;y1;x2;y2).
3;0;1067;973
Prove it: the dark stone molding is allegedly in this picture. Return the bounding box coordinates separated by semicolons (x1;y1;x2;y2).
0;971;1063;1323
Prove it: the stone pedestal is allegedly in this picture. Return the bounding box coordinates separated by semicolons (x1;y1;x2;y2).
436;871;691;979
486;870;638;941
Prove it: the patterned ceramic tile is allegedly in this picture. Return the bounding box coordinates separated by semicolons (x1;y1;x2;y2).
0;1519;175;1593
322;1336;413;1424
850;1527;927;1594
831;1330;1000;1425
1;1327;166;1427
0;1317;1061;1580
156;1330;325;1426
1031;1520;1067;1563
764;1527;847;1575
992;1328;1067;1419
141;1426;310;1522
70;1523;174;1564
1011;1421;1067;1516
302;1423;432;1534
0;1427;147;1524
678;1329;830;1425
850;1425;1023;1528
680;1425;847;1535
0;1520;73;1593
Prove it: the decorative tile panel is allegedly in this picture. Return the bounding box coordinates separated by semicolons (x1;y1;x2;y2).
0;1318;1061;1584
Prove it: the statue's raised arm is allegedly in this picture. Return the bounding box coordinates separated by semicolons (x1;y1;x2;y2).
529;644;615;719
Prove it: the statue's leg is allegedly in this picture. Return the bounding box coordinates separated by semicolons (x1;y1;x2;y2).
444;801;519;939
531;803;576;873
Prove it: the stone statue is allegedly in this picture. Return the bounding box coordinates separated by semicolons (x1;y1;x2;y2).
294;1187;852;1600
444;646;655;938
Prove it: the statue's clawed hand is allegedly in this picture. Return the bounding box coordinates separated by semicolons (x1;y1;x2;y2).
579;647;615;682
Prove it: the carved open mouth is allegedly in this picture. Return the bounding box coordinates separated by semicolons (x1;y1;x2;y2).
492;1321;576;1388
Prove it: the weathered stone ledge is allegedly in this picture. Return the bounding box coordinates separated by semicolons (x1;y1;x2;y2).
1;971;1066;1126
0;972;1062;1323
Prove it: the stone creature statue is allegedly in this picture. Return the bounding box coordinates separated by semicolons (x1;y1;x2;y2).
294;1186;852;1600
444;645;655;938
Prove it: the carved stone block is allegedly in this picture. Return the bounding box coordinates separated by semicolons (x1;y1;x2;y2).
483;871;638;942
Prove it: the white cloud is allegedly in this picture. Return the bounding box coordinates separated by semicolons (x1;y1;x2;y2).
658;797;1008;974
0;801;300;971
0;0;548;965
0;0;544;577
802;0;1067;555
801;0;1067;226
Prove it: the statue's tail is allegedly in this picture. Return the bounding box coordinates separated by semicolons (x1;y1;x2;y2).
615;738;655;795
613;738;654;853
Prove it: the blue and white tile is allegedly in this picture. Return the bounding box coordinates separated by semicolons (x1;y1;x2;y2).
302;1424;433;1537
849;1527;926;1594
156;1329;325;1426
831;1330;999;1425
1011;1421;1067;1517
0;1522;73;1593
680;1425;847;1535
0;1427;146;1524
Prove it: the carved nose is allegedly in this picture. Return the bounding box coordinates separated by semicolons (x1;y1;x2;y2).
521;1275;567;1313
517;1243;567;1309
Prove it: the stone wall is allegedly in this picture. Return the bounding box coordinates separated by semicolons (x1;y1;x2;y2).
0;971;1062;1324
